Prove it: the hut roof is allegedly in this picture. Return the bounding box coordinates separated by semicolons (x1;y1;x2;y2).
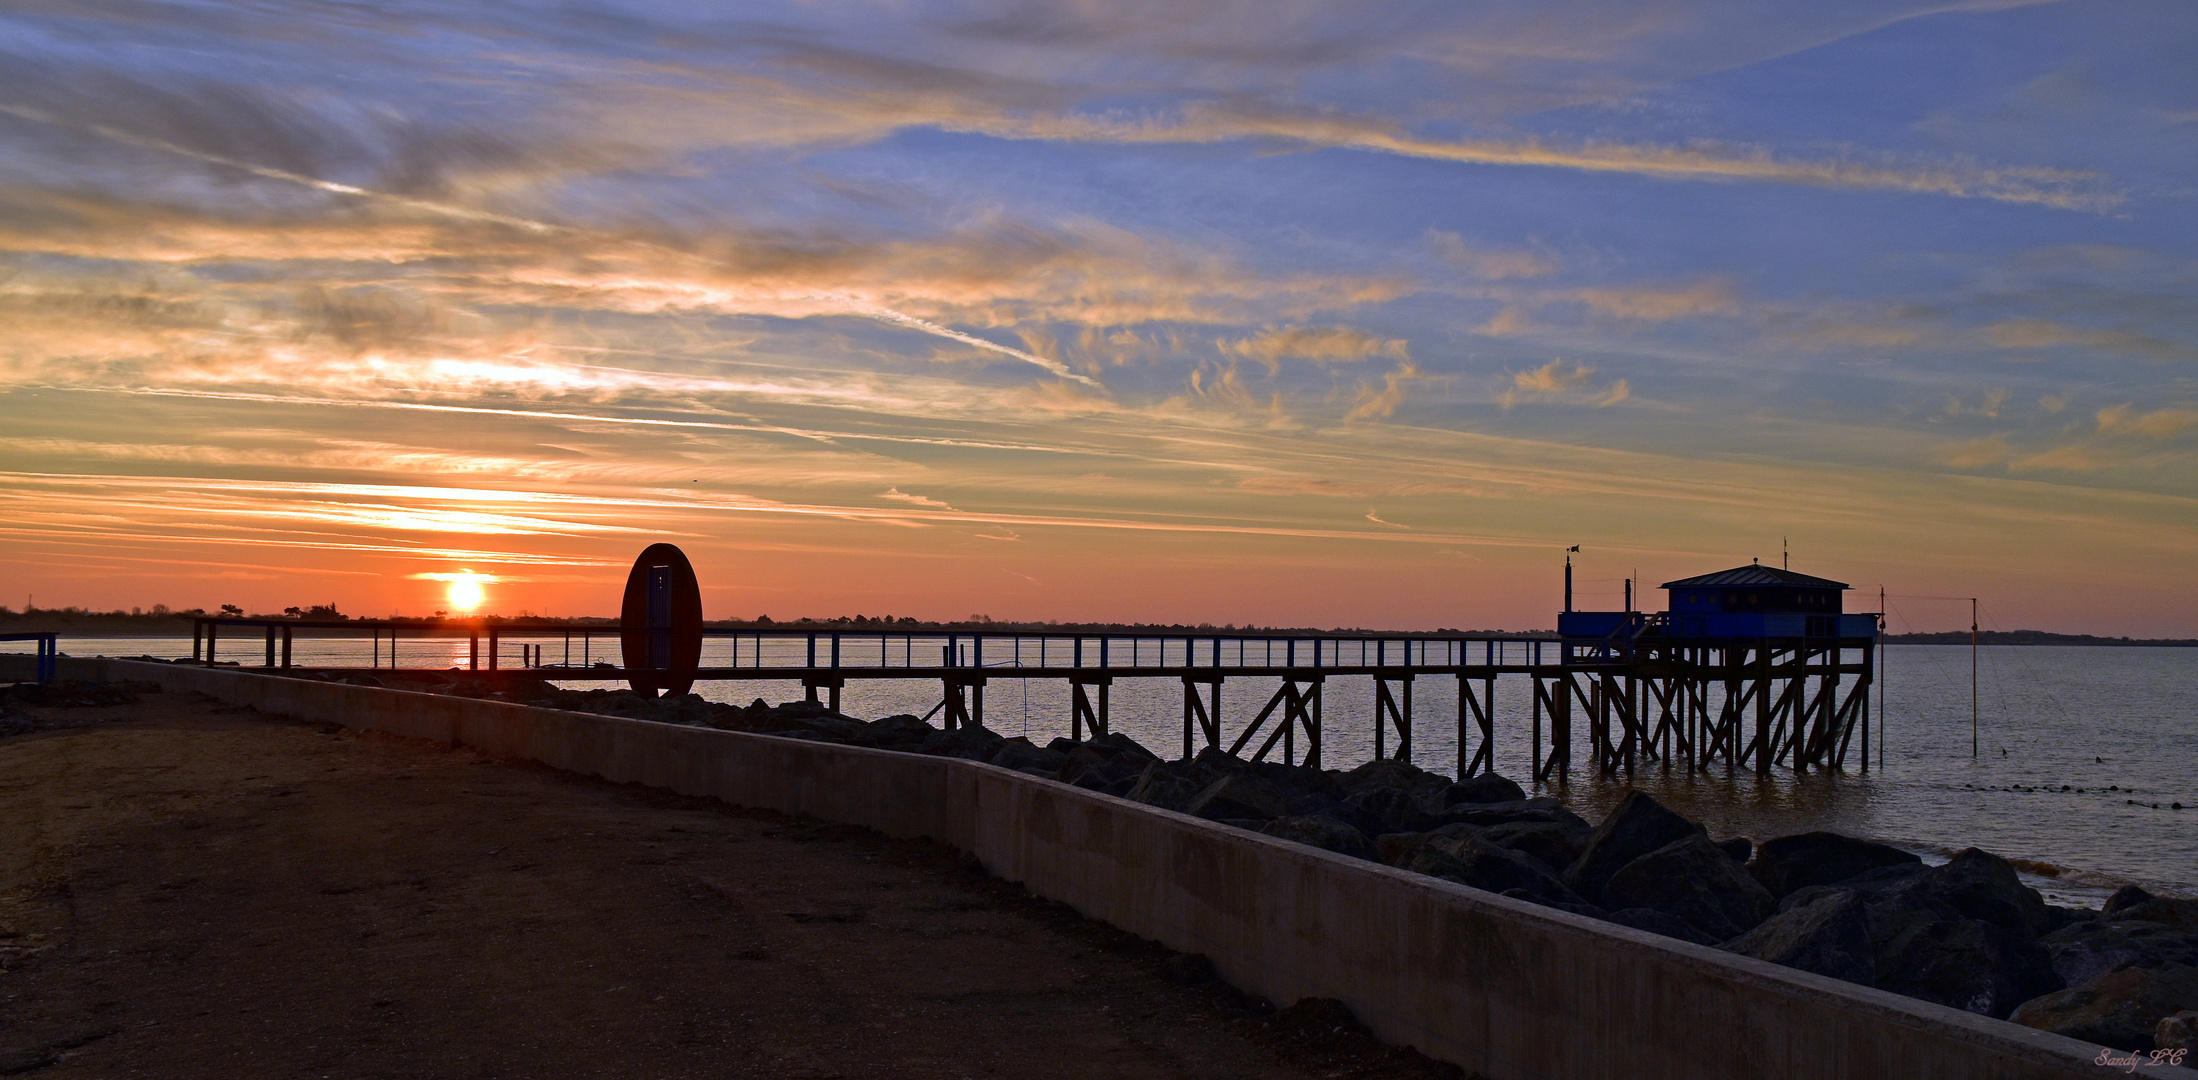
1660;564;1849;590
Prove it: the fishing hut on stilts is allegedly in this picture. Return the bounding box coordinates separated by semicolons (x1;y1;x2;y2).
1547;560;1879;783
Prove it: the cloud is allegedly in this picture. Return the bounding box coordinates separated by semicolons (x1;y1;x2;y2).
1497;360;1630;409
1941;387;2013;418
1470;279;1739;341
1513;360;1597;395
1234;475;1491;499
2096;404;2198;439
410;570;502;583
954;102;2120;211
1478;306;1538;338
881;487;955;509
1219;326;1409;372
1563;280;1739;322
1940;434;2013;468
1344;360;1424;421
1427;231;1558;280
0;0;2128;249
2009;443;2121;471
1982;318;2190;361
1764;315;1933;352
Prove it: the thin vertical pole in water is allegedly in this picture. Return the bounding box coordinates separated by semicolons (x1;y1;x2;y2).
1978;598;1995;761
1878;585;1886;770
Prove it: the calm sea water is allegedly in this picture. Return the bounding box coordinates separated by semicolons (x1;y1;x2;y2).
24;636;2196;905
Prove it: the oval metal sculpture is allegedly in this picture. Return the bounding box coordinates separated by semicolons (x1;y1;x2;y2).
619;543;703;698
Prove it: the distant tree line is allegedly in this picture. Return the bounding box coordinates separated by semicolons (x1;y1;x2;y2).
1883;630;2198;647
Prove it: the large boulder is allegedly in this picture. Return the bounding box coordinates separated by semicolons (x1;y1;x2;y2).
1187;773;1290;822
2110;898;2198;934
1563;791;1704;905
1250;760;1344;802
1441;773;1527;806
1724;889;1876;985
1916;848;2056;939
1050;736;1151;789
1338;758;1447;798
867;713;936;747
917;723;1005;759
1766;851;2064;1016
2104;885;2158;916
989;738;1071;776
1872;910;2060;1019
1376;824;1487;869
1341;787;1437;834
1779;862;1931;913
1305;797;1390;841
2012;964;2198;1052
1433;797;1588;832
1749;832;1922;898
2040;920;2198;988
767;708;873;743
1482;820;1591;875
1084;731;1161;763
1191;745;1251;775
1605;834;1775;942
2158;1011;2198;1053
1260;815;1379;862
1408;831;1584;907
1125;762;1202;813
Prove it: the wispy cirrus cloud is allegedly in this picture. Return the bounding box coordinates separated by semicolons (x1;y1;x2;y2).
1219;325;1409;372
1498;360;1630;409
1982;318;2193;362
953;102;2120;210
1427;231;1559;280
2096;404;2198;439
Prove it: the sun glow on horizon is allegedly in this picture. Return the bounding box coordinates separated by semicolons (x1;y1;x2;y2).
447;569;484;612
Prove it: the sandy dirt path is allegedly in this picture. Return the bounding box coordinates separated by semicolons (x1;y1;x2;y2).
0;688;1463;1080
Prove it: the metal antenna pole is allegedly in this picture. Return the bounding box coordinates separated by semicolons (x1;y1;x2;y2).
1978;598;1995;761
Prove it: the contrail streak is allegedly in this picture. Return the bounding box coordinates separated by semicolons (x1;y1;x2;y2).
840;299;1098;386
0;102;1100;386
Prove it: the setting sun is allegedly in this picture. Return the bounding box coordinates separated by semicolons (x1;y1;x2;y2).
447;571;484;612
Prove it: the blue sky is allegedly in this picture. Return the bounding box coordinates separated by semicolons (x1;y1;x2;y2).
1;0;2193;632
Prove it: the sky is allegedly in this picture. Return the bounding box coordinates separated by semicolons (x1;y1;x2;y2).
1;0;2194;634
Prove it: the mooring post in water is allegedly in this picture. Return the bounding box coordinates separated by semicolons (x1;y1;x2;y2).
1971;597;1979;759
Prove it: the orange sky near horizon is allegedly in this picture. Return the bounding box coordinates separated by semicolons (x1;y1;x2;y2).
4;392;2187;635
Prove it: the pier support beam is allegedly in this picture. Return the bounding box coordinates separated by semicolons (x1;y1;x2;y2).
1070;676;1111;742
1373;674;1412;762
940;675;986;731
804;677;845;714
1458;673;1494;778
1181;674;1222;759
1531;673;1570;786
1231;677;1323;769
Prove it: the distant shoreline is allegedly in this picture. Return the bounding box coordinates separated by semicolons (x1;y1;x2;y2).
4;612;2193;646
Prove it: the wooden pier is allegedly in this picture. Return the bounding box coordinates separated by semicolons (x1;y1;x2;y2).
187;617;1878;780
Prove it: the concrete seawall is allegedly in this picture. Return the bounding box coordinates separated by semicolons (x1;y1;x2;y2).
4;654;2161;1080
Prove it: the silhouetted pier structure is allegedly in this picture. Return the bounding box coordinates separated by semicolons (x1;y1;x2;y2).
181;550;1878;782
